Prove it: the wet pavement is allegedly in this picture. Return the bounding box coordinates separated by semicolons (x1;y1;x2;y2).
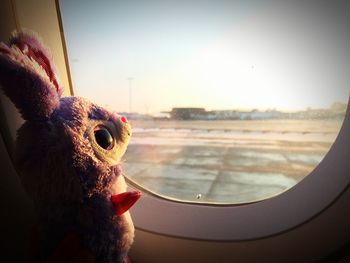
123;143;325;203
123;119;340;204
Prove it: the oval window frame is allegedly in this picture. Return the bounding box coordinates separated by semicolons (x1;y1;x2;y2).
128;98;350;241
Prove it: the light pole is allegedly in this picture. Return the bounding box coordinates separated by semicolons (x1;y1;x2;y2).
127;77;134;113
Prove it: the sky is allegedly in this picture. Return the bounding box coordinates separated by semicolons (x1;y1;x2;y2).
60;0;350;114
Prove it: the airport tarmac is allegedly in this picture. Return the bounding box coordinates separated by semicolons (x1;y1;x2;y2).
123;119;338;203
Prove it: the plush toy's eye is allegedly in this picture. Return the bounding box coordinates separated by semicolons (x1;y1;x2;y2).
94;125;114;150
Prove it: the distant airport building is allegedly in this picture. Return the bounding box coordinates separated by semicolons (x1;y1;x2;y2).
164;102;346;121
170;108;206;120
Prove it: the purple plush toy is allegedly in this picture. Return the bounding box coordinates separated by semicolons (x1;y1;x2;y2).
0;30;141;262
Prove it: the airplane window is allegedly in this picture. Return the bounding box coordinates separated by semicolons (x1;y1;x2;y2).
59;0;348;204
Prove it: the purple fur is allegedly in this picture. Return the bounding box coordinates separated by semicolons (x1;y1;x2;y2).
0;54;60;120
0;30;62;120
0;31;136;262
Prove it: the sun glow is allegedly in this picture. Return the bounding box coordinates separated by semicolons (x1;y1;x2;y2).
157;37;310;112
61;0;350;114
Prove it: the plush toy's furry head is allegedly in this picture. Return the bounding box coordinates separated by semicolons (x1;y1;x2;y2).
0;30;141;262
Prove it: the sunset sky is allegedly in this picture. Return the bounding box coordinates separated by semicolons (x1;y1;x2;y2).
61;0;350;114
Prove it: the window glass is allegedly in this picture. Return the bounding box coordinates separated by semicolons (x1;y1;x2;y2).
60;0;349;203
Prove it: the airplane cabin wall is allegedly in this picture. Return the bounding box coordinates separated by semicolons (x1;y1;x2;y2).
0;1;349;262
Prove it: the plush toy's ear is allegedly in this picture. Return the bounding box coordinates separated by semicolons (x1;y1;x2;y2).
0;30;63;120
